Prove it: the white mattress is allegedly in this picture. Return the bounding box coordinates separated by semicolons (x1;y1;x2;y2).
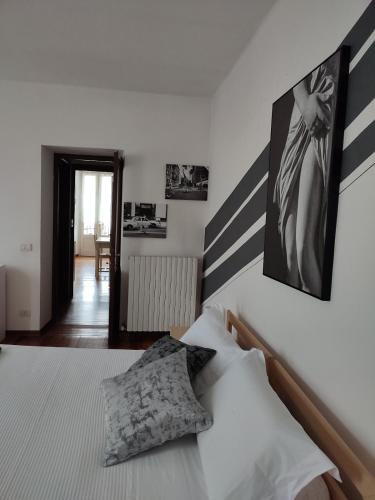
0;345;209;500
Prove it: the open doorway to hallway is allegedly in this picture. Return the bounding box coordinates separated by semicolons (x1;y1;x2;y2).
51;152;124;345
59;169;113;327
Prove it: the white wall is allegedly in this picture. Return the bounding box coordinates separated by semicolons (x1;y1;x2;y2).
0;80;210;330
205;0;375;469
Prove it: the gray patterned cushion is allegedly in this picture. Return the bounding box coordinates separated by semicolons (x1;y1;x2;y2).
128;335;216;381
101;349;213;466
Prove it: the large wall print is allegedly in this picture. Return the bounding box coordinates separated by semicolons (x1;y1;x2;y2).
263;47;349;300
202;3;374;303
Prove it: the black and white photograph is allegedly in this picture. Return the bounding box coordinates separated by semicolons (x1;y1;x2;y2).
165;164;209;201
123;202;168;238
263;47;349;300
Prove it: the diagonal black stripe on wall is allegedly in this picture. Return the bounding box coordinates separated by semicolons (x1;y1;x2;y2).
340;0;375;59
202;226;265;301
345;42;375;126
203;119;375;300
204;3;374;253
203;121;375;301
202;2;375;301
204;144;269;250
203;43;375;273
203;180;267;271
341;120;375;180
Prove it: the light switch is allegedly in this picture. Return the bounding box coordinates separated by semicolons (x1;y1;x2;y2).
20;243;33;252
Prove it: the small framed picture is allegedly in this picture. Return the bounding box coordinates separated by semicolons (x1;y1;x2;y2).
123;202;168;238
165;164;209;201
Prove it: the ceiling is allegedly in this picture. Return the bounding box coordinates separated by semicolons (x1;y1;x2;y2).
0;0;275;96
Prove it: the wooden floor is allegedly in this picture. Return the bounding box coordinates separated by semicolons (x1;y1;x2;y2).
60;256;109;326
3;328;161;350
3;257;161;350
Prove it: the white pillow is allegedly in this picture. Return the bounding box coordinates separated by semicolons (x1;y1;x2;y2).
180;308;246;395
197;349;340;500
203;303;226;323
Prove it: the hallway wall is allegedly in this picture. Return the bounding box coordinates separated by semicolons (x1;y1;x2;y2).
0;81;210;330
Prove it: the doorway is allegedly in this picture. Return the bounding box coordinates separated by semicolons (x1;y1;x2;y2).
66;170;113;326
52;152;124;344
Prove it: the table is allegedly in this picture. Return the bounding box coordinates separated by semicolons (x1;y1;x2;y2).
95;237;110;280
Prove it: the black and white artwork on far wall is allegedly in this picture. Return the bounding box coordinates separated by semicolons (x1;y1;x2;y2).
123;202;168;238
263;46;349;300
165;164;209;201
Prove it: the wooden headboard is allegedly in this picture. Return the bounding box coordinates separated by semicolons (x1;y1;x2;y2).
226;310;375;500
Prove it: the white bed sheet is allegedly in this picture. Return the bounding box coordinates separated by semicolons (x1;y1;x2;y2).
0;345;208;500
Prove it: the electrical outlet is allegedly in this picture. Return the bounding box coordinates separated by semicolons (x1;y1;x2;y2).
19;310;31;318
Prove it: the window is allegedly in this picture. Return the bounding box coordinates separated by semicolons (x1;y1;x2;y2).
81;172;113;236
98;175;112;236
82;174;97;235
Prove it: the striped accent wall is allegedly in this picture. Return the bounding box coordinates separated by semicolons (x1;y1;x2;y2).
202;1;375;302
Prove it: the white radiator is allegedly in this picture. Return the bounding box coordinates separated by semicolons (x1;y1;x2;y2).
127;256;198;332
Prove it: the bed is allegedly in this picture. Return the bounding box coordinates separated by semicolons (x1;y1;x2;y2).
0;346;207;500
0;311;374;500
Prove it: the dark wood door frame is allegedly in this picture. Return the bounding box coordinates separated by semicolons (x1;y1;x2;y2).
52;152;124;341
108;152;124;345
52;156;77;316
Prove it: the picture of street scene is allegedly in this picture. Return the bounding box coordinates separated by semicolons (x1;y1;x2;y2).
165;164;209;201
123;202;167;238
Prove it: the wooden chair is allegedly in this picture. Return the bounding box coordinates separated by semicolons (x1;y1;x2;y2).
94;235;111;280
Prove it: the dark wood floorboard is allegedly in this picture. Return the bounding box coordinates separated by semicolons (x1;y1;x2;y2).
3;330;163;350
58;256;109;326
3;257;163;350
